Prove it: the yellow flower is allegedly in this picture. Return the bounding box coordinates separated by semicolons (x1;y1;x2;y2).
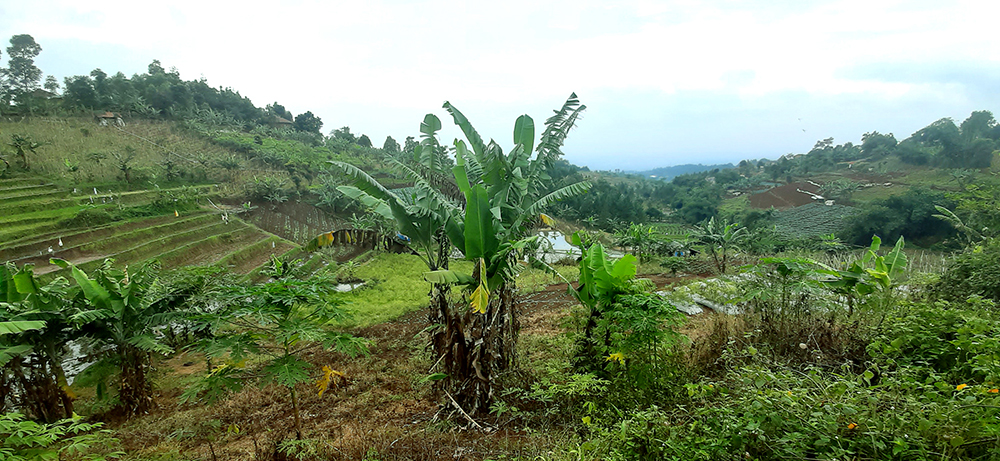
847;423;857;430
787;391;793;396
606;352;625;365
957;384;968;391
988;388;999;394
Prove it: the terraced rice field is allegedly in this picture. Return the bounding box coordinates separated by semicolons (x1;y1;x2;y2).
772;202;858;239
1;176;298;277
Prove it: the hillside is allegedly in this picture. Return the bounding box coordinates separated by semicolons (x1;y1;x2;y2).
635;162;735;180
0;117;321;277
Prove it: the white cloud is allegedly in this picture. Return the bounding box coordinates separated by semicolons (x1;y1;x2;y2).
2;0;999;169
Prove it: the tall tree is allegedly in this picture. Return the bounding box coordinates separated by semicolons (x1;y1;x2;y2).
331;126;356;143
960;110;997;142
4;35;43;102
383;135;401;152
357;134;372;148
293;111;323;133
267;101;293;120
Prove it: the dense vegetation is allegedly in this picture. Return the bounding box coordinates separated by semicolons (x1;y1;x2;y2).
4;31;1000;461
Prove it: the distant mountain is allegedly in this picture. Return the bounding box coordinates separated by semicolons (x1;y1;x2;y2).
637;163;736;181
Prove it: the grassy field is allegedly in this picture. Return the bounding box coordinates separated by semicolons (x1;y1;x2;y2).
0;118;237;185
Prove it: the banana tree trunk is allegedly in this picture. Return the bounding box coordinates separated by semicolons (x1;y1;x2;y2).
430;281;519;416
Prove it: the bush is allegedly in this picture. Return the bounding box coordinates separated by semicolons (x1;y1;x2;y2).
933;239;1000;303
0;412;122;460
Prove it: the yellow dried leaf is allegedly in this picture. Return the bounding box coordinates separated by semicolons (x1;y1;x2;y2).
316;365;345;397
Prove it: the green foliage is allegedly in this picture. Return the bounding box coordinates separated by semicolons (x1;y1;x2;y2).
818;235;907;316
613;223;658;261
54;258;177;415
933;238;1000;303
0;412;122;461
692;216;748;274
659;256;688;277
841;187;954;246
566;234;685;401
1;263;83;421
7;134;42;170
873;296;1000;385
189;267;367;437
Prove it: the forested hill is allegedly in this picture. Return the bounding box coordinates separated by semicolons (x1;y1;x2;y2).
635;163;735;180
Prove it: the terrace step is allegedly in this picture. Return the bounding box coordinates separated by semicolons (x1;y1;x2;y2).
1;210;212;261
0;196;83;215
0;183;60;199
36;219;241;276
0;207;89;246
11;214;222;268
0;177;49;189
213;236;299;275
154;225;266;269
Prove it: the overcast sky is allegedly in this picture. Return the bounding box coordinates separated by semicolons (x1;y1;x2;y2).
3;0;999;171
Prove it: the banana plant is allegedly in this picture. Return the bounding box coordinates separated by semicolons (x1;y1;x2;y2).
818;235;907;315
330;94;590;415
693;217;749;274
1;262;81;422
52;258;176;416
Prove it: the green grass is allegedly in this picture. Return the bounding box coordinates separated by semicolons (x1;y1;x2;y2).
333;253;473;327
515;264;580;293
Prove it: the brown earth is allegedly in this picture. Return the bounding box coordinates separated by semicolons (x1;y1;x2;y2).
748;181;823;210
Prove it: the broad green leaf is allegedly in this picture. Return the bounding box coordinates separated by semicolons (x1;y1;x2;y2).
0;344;33;367
452;140;473;195
423;270;476;285
464;185;498;259
337;186;393;220
513;115;535;156
444;101;486;160
52;259;112;311
12;268;38;296
0;320;46;335
883;236;908;278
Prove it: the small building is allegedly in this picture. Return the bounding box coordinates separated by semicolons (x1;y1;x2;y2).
268;115;294;130
95;111;124;127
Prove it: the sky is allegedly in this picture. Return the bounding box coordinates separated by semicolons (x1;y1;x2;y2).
2;0;999;171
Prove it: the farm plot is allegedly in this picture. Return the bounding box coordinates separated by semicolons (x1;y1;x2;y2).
2;175;296;277
772;202;858;239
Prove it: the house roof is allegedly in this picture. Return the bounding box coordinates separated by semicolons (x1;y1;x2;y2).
271;115;293;125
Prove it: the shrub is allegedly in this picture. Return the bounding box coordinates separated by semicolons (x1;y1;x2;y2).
933;239;1000;303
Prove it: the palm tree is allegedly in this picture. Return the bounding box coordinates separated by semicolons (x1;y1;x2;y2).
693;217;748;274
329;94;589;415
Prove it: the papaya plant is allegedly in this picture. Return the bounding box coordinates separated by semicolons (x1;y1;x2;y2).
185;266;368;439
561;232;684;396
